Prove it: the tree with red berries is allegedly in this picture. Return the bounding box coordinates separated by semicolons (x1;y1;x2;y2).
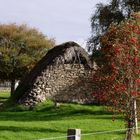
93;13;140;135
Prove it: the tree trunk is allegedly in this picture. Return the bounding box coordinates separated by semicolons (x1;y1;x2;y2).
126;98;138;140
11;79;15;95
126;105;134;140
126;118;133;140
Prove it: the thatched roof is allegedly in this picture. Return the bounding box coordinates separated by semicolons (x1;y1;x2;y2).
12;41;94;102
24;41;92;81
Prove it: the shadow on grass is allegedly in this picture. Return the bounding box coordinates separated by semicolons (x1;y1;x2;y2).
0;125;125;140
0;104;123;122
0;126;65;133
0;101;5;104
0;96;9;105
0;97;9;100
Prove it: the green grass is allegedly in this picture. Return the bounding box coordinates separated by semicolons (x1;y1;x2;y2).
0;90;10;103
134;133;140;140
0;91;125;140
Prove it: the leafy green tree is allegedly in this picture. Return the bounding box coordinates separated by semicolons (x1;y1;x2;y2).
0;24;54;95
88;0;140;64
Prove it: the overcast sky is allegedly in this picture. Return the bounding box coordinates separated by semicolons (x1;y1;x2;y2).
0;0;109;46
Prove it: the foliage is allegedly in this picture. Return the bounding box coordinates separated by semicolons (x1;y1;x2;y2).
92;13;140;130
0;24;55;94
88;0;140;62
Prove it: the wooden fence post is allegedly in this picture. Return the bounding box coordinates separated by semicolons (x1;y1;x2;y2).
67;129;81;140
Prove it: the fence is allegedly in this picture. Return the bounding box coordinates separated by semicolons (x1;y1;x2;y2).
0;82;10;90
37;127;139;140
0;81;19;90
0;82;10;87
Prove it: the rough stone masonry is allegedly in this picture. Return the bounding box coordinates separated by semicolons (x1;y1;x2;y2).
12;41;97;107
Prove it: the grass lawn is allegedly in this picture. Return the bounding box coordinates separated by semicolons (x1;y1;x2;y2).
134;134;140;140
0;90;10;105
0;90;125;140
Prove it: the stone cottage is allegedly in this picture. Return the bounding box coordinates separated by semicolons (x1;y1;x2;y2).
12;41;97;106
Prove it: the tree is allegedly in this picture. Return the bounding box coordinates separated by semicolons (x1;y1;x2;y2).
92;13;140;136
88;0;140;63
0;24;55;95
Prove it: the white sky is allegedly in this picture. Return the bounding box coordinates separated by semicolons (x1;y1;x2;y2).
0;0;109;46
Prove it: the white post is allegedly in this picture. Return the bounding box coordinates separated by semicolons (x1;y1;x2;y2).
14;80;19;90
67;129;81;140
133;98;138;134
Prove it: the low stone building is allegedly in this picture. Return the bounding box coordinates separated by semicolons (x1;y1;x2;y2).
12;42;97;106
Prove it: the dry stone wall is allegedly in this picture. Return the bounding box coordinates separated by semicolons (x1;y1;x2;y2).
13;41;98;107
19;64;96;106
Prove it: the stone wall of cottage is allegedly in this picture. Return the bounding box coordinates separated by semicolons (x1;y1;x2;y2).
19;64;95;106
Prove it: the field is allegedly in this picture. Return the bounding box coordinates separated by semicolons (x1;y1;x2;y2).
0;91;126;140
